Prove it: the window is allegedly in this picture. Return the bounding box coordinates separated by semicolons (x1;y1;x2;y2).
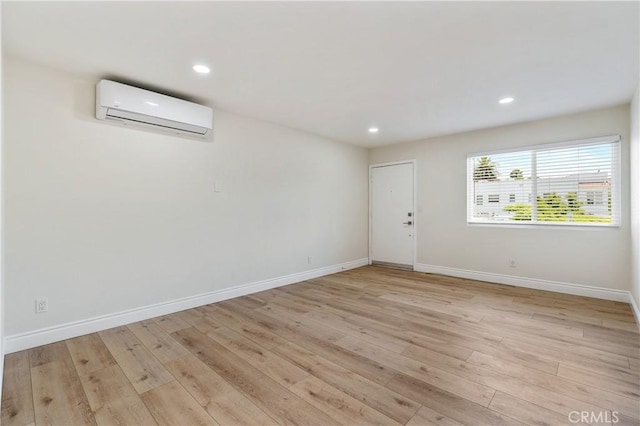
467;135;620;226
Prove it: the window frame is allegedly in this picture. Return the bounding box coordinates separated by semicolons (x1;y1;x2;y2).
466;135;621;228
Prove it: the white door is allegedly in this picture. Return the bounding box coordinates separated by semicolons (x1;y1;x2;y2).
370;162;415;269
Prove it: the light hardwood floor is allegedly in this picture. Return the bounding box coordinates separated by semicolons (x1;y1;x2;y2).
2;266;639;425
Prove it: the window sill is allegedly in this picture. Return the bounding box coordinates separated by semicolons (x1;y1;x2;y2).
467;221;620;230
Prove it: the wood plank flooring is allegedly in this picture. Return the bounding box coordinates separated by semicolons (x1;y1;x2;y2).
2;266;639;425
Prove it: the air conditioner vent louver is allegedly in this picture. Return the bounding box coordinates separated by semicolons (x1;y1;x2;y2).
105;109;209;135
96;80;213;138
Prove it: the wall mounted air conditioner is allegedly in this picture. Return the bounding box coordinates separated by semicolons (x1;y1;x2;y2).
96;80;213;138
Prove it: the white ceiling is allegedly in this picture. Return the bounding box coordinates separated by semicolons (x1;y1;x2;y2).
2;1;638;147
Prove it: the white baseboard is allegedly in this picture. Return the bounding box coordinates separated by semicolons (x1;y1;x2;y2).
4;258;369;354
414;263;631;303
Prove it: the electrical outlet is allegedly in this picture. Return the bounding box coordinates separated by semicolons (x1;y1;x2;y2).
36;298;48;313
508;259;517;268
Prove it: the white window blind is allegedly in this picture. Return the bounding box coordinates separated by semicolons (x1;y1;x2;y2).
467;135;620;226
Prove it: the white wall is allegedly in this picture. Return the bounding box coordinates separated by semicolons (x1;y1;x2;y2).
0;2;4;395
370;105;631;292
3;56;368;337
631;84;639;313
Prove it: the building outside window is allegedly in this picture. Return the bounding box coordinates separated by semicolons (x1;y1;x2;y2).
467;135;619;226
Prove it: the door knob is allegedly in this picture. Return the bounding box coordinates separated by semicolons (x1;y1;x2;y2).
403;221;413;225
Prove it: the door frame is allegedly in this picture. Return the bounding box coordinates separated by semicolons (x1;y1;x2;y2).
368;159;417;270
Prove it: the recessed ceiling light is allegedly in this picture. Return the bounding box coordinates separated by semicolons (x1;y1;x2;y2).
368;127;379;133
193;64;210;74
499;97;515;104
